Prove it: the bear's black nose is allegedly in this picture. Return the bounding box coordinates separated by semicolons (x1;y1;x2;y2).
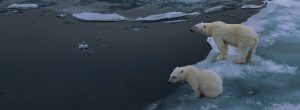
190;29;194;32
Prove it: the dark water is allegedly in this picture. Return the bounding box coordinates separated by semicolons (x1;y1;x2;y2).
0;8;212;110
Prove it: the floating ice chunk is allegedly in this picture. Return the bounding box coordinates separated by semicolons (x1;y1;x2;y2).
72;12;126;22
78;42;88;49
185;12;201;16
204;5;225;13
164;19;188;24
124;26;148;31
136;12;200;21
56;13;67;18
241;4;264;9
12;10;23;13
7;3;38;9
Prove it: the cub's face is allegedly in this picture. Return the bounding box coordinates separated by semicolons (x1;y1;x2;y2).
190;22;209;36
168;67;185;84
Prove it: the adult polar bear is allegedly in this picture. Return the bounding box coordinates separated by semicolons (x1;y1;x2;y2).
190;21;259;64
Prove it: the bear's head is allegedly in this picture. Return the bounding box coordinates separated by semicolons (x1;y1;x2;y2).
168;67;185;84
190;22;212;36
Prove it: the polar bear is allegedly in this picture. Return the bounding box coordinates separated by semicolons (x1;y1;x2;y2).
190;21;259;64
168;65;223;98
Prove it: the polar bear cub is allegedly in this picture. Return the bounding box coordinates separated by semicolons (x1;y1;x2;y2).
190;21;259;64
168;65;223;98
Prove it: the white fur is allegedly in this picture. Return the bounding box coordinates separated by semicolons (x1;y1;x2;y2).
168;65;223;98
191;21;259;64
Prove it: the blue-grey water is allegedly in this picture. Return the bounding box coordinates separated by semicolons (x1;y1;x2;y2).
145;0;300;110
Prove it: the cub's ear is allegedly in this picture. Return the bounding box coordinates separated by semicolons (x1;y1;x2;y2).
201;21;204;23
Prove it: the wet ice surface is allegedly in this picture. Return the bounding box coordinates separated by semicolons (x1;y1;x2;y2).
145;0;300;110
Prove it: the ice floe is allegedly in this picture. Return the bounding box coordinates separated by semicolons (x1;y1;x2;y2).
204;5;225;13
136;12;200;21
7;3;38;9
72;12;126;22
163;19;188;24
241;4;264;9
78;42;88;49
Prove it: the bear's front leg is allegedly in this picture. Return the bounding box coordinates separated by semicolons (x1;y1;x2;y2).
190;82;202;98
213;38;228;61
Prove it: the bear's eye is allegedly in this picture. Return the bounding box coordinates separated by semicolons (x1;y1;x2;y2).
180;70;184;73
203;25;206;28
172;76;176;79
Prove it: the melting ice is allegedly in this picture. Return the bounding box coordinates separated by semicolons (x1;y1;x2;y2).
145;0;300;109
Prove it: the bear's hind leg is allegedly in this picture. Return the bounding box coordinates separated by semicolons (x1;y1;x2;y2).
217;44;228;60
246;49;254;62
235;44;250;64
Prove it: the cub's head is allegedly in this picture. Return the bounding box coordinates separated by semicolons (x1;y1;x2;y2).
190;22;211;36
168;67;185;84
